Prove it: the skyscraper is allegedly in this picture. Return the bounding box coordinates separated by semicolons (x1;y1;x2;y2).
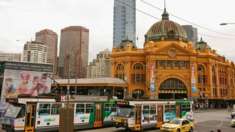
113;0;136;48
182;25;198;46
23;41;47;64
58;26;89;78
35;29;58;73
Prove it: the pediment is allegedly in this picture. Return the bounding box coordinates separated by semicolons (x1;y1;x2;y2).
155;43;194;56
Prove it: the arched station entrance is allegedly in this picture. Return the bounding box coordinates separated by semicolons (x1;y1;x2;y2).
159;78;188;99
132;89;144;99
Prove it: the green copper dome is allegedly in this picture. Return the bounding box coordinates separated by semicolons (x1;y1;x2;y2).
145;9;187;42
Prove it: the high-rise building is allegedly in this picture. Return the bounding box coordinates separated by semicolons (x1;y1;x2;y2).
113;0;136;48
35;29;58;73
0;52;21;62
87;49;112;78
58;26;89;78
23;41;47;64
182;25;198;46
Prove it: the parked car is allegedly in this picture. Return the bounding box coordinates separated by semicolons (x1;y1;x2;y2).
160;118;194;132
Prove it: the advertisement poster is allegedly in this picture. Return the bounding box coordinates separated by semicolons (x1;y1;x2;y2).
2;69;51;99
191;65;197;94
149;63;155;92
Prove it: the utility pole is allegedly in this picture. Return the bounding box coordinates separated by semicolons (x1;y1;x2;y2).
59;54;74;132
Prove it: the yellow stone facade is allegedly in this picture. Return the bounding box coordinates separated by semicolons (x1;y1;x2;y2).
111;10;235;105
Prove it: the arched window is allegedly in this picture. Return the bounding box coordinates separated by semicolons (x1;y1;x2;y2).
115;64;125;80
219;66;228;97
198;65;206;86
212;66;217;97
160;78;186;90
116;64;124;71
132;89;144;99
167;30;176;38
133;63;144;70
132;63;145;84
212;66;217;86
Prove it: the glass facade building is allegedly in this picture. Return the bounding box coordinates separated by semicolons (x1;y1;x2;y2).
113;0;136;48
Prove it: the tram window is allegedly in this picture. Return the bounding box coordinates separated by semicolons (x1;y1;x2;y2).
111;104;116;112
181;104;190;111
104;104;111;112
104;103;116;112
76;104;85;114
165;105;175;112
51;104;60;115
150;105;156;114
85;104;93;113
17;105;26;118
143;105;150;115
143;105;150;121
38;104;51;115
150;105;156;120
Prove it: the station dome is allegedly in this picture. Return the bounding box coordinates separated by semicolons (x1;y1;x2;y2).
145;9;187;42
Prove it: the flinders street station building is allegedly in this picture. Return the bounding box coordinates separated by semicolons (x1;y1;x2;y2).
111;9;235;108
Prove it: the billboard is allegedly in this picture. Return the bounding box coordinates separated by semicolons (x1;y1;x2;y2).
191;65;197;94
149;63;155;92
1;69;52;99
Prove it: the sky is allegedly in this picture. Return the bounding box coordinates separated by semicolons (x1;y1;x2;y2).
0;0;235;61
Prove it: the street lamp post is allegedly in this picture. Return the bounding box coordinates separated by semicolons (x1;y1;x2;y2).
220;22;235;26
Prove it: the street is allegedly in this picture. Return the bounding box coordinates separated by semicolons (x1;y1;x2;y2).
80;109;235;132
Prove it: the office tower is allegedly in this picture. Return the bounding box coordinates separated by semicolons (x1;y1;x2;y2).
36;29;58;73
113;0;136;48
58;26;89;78
23;41;47;64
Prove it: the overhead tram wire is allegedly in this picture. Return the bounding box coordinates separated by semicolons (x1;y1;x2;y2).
116;0;235;40
197;32;235;40
140;0;235;37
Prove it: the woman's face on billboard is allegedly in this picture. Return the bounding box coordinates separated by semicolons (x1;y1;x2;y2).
20;72;30;83
33;76;39;84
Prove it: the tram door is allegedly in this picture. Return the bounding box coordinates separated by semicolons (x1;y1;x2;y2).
176;104;181;118
156;104;163;128
94;103;103;128
135;104;142;131
24;103;37;132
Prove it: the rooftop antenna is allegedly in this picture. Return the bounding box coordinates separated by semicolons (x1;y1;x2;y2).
162;0;169;20
164;0;166;10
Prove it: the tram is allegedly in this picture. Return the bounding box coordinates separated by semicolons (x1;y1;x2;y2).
113;99;193;131
1;95;118;132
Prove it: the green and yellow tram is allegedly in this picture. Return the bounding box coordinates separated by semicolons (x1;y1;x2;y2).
113;99;193;131
1;95;119;132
